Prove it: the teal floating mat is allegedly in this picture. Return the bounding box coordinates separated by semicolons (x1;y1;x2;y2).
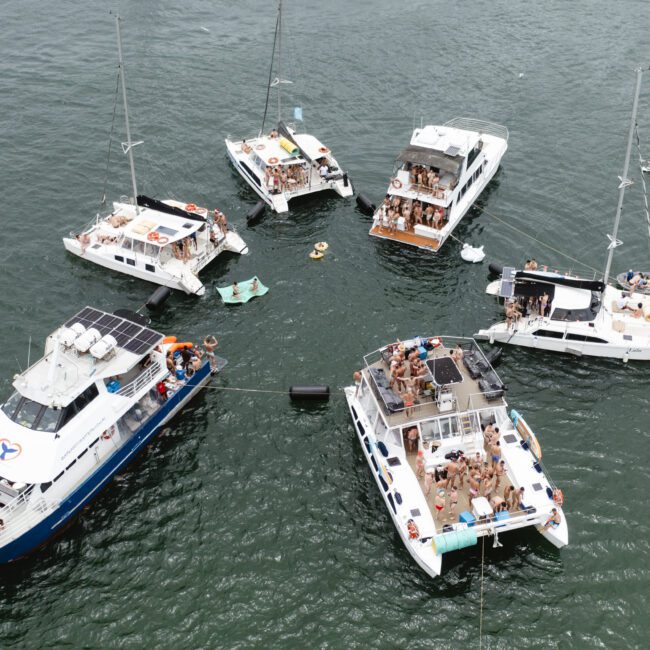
216;277;269;304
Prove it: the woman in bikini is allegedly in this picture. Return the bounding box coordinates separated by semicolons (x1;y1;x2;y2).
434;489;446;520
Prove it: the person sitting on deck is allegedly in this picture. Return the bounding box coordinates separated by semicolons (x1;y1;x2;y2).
543;508;562;531
450;345;464;362
232;281;241;298
629;272;643;289
632;302;644;318
269;128;279;139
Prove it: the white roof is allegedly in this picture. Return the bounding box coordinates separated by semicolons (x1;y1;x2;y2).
110;201;204;245
411;125;478;156
292;133;329;160
552;286;592;310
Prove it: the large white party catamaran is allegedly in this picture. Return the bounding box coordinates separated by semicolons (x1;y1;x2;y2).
64;15;247;296
475;67;650;360
225;0;352;214
368;118;508;252
344;336;567;578
0;306;217;562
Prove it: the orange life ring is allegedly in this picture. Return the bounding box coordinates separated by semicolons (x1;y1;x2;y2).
255;144;265;150
318;146;329;154
185;203;198;212
391;178;403;189
268;157;279;165
102;427;114;441
169;341;193;354
430;337;442;349
157;235;169;245
147;231;159;241
553;489;564;507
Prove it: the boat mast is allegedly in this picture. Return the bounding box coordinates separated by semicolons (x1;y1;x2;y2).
277;0;282;123
115;14;140;214
603;67;643;283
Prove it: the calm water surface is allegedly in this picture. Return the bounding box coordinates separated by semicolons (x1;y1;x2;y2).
0;0;649;647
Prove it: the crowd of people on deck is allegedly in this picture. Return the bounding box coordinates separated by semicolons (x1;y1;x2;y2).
265;163;309;194
616;292;645;318
401;162;452;197
157;334;220;400
624;269;648;291
376;194;446;233
414;421;561;527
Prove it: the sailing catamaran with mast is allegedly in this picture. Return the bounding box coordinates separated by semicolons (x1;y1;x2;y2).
64;15;247;296
475;67;650;360
225;0;353;214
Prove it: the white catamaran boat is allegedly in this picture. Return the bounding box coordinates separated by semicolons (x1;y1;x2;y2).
475;68;650;360
0;307;216;562
369;118;508;252
345;336;567;578
224;0;353;214
63;16;247;296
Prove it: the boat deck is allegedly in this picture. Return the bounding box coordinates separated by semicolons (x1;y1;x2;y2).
363;342;501;428
369;225;441;251
404;450;515;533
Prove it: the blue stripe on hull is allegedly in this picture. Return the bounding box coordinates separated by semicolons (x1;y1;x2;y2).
0;362;212;563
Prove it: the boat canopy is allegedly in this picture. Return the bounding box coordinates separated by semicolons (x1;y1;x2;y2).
137;195;206;223
515;271;605;293
276;121;320;164
396;145;463;175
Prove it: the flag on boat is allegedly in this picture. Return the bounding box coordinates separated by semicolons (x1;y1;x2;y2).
293;106;303;122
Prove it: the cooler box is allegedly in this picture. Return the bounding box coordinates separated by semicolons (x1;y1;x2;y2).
459;511;476;527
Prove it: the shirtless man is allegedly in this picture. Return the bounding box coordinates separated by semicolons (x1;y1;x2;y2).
490;440;502;469
490;494;507;512
539;291;550;317
424;204;434;225
445;458;459;489
412;202;423;225
450;345;464;362
632;302;644;318
203;335;219;372
543;507;562;531
402;203;412;230
457;455;468;488
503;485;514;505
481;471;494;499
415;450;425;478
469;471;480;501
511;486;525;511
494;460;506;490
505;301;522;328
76;233;91;255
423;469;435;496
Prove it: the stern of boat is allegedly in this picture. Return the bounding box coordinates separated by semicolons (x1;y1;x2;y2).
539;509;569;548
224;231;249;255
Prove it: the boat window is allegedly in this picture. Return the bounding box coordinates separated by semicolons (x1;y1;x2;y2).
387;427;402;446
467;145;481;168
14;399;44;429
114;255;124;263
126;258;136;266
121;238;133;250
240;162;261;186
439;417;459;439
532;329;564;339
133;240;145;254
145;264;155;273
40;481;52;493
375;417;388;441
420;419;441;443
58;384;100;430
1;391;23;420
565;333;608;344
156;226;177;237
144;244;158;257
36;407;62;433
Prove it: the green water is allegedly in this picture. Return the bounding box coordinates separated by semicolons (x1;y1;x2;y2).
1;0;649;647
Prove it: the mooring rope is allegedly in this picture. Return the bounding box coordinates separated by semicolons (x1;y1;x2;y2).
479;534;486;648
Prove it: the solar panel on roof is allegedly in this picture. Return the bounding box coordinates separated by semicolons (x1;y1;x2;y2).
63;307;162;356
445;145;461;156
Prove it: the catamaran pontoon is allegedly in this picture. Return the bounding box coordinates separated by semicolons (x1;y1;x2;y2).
224;0;353;213
344;336;567;578
63;15;247;296
475;68;650;360
0;306;216;562
369;118;508;251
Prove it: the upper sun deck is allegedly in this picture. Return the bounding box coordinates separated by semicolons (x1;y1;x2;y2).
13;307;162;407
360;336;507;429
104;200;205;246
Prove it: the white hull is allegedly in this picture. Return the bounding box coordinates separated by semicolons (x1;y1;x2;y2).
225;134;353;214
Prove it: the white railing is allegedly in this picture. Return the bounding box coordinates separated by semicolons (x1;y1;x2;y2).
116;362;163;399
0;496;60;546
444;117;509;142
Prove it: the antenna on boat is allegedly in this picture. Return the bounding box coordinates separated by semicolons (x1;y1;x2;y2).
277;0;282;123
602;66;644;283
115;13;142;214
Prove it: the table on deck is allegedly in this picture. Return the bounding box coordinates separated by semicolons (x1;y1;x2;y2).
425;356;464;387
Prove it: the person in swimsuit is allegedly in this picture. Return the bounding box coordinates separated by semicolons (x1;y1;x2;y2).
543;508;561;531
495;459;506;490
449;486;459;515
251;277;259;293
503;485;514;505
404;426;419;452
511;486;525;511
490;440;502;468
232;282;241;299
434;489;446;520
445;459;459;490
457;455;468;488
203;335;218;372
423;469;435;496
469;472;480;499
415;450;425;478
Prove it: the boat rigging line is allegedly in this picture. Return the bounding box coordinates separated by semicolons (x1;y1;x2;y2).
100;67;122;208
259;2;281;137
634;124;650;250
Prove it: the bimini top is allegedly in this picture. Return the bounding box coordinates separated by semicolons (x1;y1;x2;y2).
11;307;163;408
396;145;464;175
